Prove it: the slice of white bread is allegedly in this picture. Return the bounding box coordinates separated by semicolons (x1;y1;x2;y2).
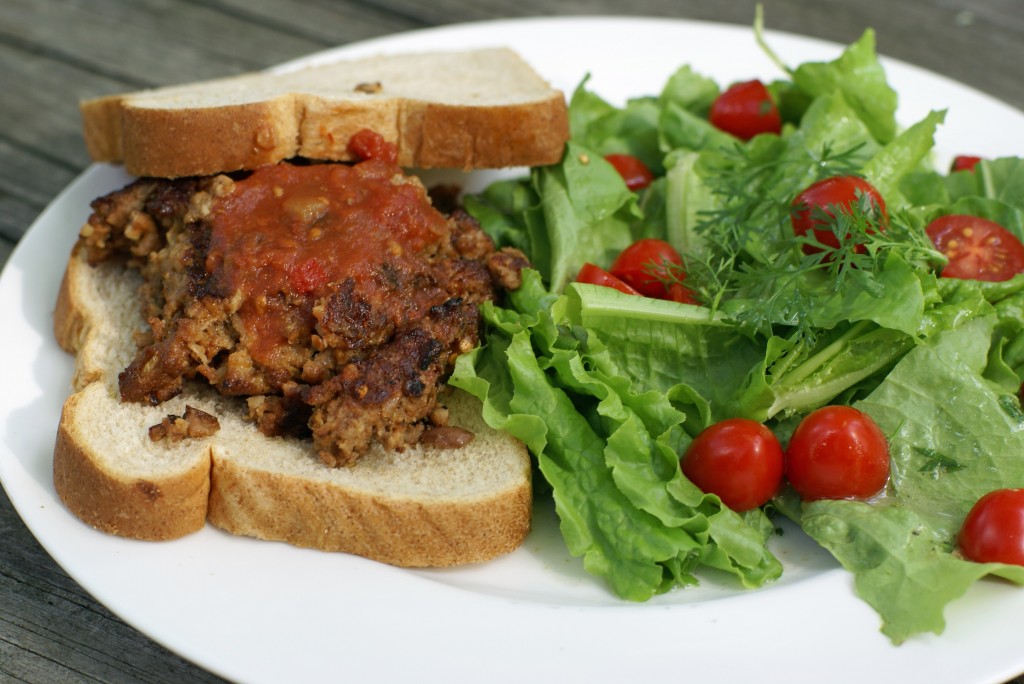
52;248;533;567
81;47;569;178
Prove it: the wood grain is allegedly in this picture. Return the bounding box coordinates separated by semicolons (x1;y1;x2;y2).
2;1;1023;682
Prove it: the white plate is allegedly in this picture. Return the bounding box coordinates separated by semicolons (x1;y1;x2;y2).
3;16;1024;684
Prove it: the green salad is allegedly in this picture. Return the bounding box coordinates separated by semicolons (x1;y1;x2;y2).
450;16;1024;643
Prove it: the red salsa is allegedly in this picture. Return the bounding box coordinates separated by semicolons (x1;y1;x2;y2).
204;158;450;366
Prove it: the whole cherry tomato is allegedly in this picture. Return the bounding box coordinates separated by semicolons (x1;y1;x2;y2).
790;176;888;255
605;153;655;191
951;155;983;172
925;214;1024;282
575;263;640;295
665;281;698;305
609;239;684;299
708;80;782;141
784;405;890;501
958;488;1024;566
681;418;785;511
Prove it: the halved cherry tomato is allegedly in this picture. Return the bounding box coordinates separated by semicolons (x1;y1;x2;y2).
925;214;1024;282
708;80;782;141
681;418;784;511
951;155;983;172
609;239;683;299
605;153;655;191
784;405;890;501
958;488;1024;566
790;176;888;255
576;263;640;295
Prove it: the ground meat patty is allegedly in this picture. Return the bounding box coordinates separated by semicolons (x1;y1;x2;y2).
79;153;527;466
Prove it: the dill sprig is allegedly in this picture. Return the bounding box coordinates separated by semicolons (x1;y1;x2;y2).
662;142;941;338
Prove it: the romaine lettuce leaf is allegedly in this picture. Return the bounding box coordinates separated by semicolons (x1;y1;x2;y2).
790;29;898;144
469;140;640;293
568;80;665;174
783;303;1024;643
451;271;783;599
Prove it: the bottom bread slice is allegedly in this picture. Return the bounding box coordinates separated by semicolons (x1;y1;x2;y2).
52;248;532;567
208;389;533;566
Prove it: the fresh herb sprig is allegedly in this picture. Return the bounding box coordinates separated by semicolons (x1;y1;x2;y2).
666;142;942;338
671;141;863;316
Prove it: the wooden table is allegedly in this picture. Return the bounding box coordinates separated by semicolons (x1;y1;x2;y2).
2;1;1023;681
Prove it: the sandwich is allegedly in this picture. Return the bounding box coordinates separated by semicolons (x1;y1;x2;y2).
52;47;570;567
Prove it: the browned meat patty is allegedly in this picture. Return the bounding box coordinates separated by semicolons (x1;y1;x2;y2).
77;154;526;466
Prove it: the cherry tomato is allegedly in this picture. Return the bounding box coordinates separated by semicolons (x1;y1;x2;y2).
784;405;890;501
575;263;640;295
708;80;782;141
605;153;655;191
790;176;888;255
951;155;983;172
958;488;1024;566
666;281;698;305
925;214;1024;282
681;418;784;511
609;239;683;299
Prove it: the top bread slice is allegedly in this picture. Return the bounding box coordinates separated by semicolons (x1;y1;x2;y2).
52;248;533;567
81;47;569;178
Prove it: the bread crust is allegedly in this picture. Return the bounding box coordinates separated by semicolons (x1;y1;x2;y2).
208;449;532;567
53;254;83;355
53;246;106;389
52;248;533;566
120;99;301;179
53;387;211;541
53;252;213;540
80;48;569;177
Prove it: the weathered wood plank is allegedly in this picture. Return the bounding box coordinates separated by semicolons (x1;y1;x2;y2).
0;0;325;87
0;196;49;247
0;138;80;243
208;0;426;45
0;238;14;266
0;138;80;209
0;39;135;171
